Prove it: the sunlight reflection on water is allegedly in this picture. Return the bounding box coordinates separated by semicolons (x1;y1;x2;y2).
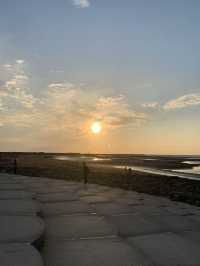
172;166;200;175
55;156;111;162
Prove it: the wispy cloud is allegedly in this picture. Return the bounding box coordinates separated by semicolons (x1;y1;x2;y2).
0;61;146;145
72;0;90;8
142;102;160;109
43;84;146;133
3;64;12;70
163;93;200;110
0;60;37;113
94;95;146;127
0;100;3;111
16;59;24;64
141;93;200;111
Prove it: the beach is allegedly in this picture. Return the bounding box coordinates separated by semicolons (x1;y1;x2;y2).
1;152;200;206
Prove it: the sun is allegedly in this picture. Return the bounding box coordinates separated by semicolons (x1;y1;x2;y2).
91;122;102;134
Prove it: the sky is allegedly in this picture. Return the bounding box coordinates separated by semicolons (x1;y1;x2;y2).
0;0;200;154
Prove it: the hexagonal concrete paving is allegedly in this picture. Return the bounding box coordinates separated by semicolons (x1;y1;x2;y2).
45;214;117;240
0;199;39;216
0;190;35;200
43;238;151;266
0;216;44;244
128;232;200;266
0;244;44;266
41;201;94;217
1;173;200;266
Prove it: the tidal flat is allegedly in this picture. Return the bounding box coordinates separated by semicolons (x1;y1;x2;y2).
1;152;200;206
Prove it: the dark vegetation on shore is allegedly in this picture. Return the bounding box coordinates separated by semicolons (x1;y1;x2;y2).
1;152;200;206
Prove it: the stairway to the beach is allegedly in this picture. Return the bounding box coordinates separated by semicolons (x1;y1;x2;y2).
1;173;200;266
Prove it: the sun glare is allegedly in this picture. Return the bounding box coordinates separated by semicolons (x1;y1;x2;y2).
91;122;102;134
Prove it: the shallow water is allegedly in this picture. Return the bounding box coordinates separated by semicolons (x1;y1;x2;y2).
55;155;200;181
143;158;158;161
114;165;200;181
55;155;111;162
172;166;200;175
182;161;200;165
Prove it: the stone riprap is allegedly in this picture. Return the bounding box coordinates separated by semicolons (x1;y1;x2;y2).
1;173;200;266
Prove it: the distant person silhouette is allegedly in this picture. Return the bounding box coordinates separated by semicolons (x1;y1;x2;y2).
14;158;17;174
124;167;132;176
128;167;132;176
83;161;90;184
124;167;132;187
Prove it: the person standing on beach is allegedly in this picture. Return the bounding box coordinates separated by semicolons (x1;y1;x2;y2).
14;158;17;174
83;161;90;184
124;167;132;187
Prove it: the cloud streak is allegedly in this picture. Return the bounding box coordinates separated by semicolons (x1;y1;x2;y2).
142;102;160;109
163;93;200;110
142;93;200;111
72;0;90;8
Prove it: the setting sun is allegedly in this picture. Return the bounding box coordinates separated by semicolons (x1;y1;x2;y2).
91;122;102;134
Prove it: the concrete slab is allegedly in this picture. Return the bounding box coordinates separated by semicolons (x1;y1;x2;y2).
0;199;39;216
12;176;35;182
136;195;173;207
188;206;200;216
43;238;151;266
80;193;118;203
0;191;35;200
83;184;111;191
97;189;126;201
0;244;44;266
20;181;51;189
32;186;80;194
0;216;44;244
0;179;19;184
112;196;146;206
41;201;93;217
165;205;195;216
0;174;14;180
45;214;117;240
25;183;53;192
0;184;26;191
37;192;79;203
128;232;200;266
80;195;111;203
49;181;79;186
128;205;172;216
109;214;199;237
178;230;200;244
12;175;38;179
190;214;200;223
108;214;167;237
92;203;135;216
153;214;200;232
78;189;104;197
78;185;112;198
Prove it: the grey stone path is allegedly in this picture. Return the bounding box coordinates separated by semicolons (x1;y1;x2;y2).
1;173;200;265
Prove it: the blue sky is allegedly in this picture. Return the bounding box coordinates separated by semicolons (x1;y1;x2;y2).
0;0;200;154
